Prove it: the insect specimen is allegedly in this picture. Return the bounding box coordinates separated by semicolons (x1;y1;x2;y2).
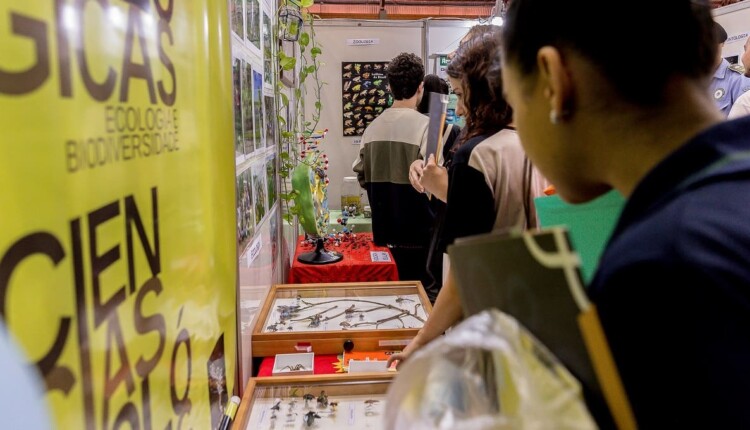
396;296;414;304
303;411;321;427
303;393;315;408
281;364;306;371
317;390;328;407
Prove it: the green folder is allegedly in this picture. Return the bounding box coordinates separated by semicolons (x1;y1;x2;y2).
534;190;625;285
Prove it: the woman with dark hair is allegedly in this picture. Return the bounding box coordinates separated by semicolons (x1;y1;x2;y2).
500;0;749;427
390;34;547;367
412;74;462;302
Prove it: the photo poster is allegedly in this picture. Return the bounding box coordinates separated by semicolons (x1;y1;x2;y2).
266;153;278;209
237;166;256;253
269;205;280;278
252;69;265;149
233;58;244;159
262;11;273;86
0;2;237;429
246;0;261;50
263;93;277;148
252;161;269;224
342;62;393;136
242;61;256;154
231;0;243;37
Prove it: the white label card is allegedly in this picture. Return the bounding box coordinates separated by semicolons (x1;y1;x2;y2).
370;251;391;262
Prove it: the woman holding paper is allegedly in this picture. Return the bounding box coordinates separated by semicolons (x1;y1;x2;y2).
391;32;548;368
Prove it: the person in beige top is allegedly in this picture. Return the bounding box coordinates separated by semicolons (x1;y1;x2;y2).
389;31;547;368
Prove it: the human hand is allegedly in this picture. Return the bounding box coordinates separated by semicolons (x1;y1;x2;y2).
420;155;447;197
386;332;426;369
409;159;425;193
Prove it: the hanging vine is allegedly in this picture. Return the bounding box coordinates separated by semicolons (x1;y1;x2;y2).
274;0;326;225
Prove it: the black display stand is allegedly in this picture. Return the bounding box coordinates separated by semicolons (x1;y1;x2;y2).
297;237;343;265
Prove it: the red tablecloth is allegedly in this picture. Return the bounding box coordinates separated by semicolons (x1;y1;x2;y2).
289;233;399;283
257;354;340;376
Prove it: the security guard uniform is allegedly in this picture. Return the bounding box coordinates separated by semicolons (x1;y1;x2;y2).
710;59;750;117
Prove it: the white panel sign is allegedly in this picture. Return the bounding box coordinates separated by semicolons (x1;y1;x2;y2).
347;38;380;46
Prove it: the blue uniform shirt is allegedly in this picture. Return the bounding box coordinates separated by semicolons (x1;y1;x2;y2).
709;59;750;116
589;116;750;428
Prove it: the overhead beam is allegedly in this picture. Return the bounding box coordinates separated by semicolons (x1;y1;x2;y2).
307;4;493;20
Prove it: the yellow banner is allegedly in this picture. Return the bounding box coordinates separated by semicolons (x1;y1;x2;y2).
0;1;237;429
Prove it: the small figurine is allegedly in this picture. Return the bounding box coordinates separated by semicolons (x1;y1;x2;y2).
303;411;321;427
317;390;328;408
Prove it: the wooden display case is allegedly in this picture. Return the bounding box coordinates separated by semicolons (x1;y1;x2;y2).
251;281;432;356
233;373;394;430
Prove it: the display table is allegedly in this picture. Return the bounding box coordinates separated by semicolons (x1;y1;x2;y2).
327;209;373;233
289;233;398;283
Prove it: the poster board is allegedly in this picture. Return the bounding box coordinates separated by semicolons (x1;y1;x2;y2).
341;61;392;137
0;1;236;429
304;21;423;210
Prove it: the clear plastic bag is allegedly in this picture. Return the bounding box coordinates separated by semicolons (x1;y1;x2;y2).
384;309;598;430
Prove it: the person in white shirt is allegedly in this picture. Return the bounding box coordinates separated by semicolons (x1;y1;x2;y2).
729;35;750;119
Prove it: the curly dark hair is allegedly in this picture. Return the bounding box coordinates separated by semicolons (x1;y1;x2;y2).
386;52;425;100
446;34;512;144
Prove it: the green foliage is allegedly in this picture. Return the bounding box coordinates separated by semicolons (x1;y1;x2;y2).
272;7;325;226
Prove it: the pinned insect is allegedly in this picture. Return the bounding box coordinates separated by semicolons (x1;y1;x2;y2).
303;393;315;408
317;390;328;407
266;323;279;332
340;321;352;330
364;399;380;406
271;399;282;411
281;364;306;371
329;401;339;411
303;411;322;427
395;296;414;304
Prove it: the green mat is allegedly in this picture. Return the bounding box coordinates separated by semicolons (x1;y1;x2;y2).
535;190;625;285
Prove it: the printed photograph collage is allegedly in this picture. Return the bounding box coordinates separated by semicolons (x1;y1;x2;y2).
231;0;280;260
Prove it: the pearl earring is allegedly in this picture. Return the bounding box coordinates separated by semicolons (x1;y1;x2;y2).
549;110;561;124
